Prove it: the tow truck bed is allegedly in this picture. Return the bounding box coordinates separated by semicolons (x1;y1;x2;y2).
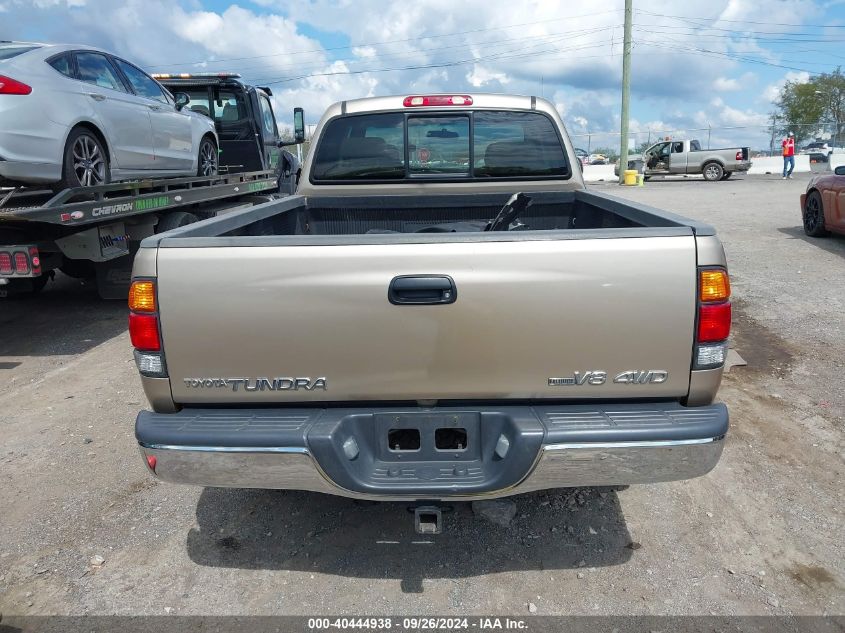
0;170;280;298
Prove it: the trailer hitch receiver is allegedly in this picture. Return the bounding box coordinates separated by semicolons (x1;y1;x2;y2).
414;506;443;535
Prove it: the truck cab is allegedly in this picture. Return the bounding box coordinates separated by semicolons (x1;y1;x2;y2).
153;73;300;193
644;139;701;173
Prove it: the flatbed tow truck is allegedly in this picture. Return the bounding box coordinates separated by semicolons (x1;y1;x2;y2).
0;72;305;299
0;169;281;299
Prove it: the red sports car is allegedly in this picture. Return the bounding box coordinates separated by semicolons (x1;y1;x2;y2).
801;165;845;237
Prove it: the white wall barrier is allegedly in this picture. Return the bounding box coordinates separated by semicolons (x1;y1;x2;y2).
581;154;845;182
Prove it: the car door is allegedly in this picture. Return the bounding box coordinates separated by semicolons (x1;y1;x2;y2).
669;141;687;173
256;91;282;172
834;171;845;229
647;142;670;173
73;51;155;170
111;58;194;171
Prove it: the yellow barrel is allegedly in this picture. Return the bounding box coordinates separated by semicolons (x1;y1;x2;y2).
623;169;638;185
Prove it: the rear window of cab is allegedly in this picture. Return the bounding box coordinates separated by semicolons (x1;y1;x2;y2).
311;110;569;182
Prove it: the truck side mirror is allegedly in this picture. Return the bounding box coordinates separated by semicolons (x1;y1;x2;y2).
173;92;190;111
279;108;306;147
293;107;305;143
835;165;845;176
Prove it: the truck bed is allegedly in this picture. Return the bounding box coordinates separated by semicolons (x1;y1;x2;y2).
139;189;713;405
144;189;712;242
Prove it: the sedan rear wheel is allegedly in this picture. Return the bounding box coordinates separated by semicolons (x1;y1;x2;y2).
61;129;109;190
197;137;218;178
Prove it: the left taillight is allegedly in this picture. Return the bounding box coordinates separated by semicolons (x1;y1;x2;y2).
735;150;743;161
129;279;167;377
0;74;32;95
695;267;731;369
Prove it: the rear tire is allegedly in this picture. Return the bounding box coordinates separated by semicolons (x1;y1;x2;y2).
197;137;218;178
156;211;200;234
702;162;724;182
803;190;829;237
60;128;110;190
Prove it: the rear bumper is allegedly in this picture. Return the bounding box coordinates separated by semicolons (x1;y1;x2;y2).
136;402;728;501
734;161;752;172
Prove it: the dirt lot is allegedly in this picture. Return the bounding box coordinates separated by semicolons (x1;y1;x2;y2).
0;174;842;617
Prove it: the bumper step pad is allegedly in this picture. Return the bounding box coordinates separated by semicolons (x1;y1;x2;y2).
137;403;728;499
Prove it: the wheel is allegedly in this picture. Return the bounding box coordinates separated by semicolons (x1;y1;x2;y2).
803;190;829;237
156;211;200;234
197;137;218;177
720;171;732;180
702;162;724;181
61;128;109;189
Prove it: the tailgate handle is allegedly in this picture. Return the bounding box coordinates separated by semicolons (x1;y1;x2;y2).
388;275;456;305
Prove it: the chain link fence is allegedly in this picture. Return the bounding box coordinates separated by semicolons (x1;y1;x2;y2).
569;122;843;160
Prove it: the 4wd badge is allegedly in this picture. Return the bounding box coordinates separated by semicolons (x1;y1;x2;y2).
549;370;668;386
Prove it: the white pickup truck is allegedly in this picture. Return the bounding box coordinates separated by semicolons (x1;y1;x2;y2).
129;94;731;533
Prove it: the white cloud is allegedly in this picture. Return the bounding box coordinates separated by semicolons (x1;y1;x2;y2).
713;77;741;91
352;46;377;59
466;64;510;88
0;0;836;148
762;71;812;104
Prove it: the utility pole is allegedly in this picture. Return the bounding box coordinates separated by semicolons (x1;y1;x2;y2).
618;0;633;184
769;114;778;156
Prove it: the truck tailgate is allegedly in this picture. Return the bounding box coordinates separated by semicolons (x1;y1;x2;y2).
157;235;697;403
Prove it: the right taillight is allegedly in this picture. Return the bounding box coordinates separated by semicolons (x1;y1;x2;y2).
0;74;32;95
695;267;731;369
698;303;732;342
129;279;167;377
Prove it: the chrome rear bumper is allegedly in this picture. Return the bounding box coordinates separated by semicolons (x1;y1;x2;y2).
137;403;727;501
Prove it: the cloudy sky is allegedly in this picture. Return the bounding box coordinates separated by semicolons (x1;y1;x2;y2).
3;0;845;150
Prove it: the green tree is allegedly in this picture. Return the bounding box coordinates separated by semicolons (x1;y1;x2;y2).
776;67;845;145
635;140;653;154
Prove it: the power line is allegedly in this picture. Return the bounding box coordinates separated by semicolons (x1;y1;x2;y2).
147;8;622;69
196;25;617;78
246;41;616;86
635;39;824;74
635;8;845;29
632;24;845;43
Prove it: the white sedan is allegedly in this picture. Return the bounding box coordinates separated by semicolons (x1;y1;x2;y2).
0;41;218;189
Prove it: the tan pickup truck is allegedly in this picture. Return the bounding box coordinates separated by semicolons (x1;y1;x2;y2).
129;94;731;532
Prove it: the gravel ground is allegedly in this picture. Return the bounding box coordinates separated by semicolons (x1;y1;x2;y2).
0;175;842;618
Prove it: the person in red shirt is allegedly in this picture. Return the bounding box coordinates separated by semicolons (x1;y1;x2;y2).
782;132;795;179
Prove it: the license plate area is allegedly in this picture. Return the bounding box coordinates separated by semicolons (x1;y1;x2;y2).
375;412;481;462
